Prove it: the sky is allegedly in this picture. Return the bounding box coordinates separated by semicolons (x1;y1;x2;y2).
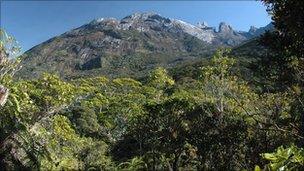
1;1;272;52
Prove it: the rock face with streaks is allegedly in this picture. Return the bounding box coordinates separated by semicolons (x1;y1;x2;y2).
17;12;273;79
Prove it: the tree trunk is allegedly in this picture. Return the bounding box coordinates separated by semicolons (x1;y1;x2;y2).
0;85;8;106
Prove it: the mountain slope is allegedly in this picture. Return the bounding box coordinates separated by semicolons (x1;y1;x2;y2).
16;12;272;79
169;38;274;91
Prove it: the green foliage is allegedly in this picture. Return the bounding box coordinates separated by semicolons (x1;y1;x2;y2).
31;115;112;170
71;106;100;136
109;50;296;170
255;1;304;170
117;157;147;170
258;0;304;90
2;1;304;170
147;67;175;89
262;145;304;170
0;39;302;171
200;49;258;119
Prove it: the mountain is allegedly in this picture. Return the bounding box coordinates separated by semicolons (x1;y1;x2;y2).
16;12;273;79
241;23;274;38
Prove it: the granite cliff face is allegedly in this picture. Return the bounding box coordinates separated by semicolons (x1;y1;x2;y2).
17;12;273;79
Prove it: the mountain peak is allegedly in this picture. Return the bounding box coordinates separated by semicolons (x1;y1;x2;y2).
197;21;209;29
119;12;172;31
132;12;159;18
249;26;258;33
121;12;165;22
89;17;118;25
218;22;233;33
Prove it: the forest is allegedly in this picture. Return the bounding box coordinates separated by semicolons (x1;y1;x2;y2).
1;0;304;170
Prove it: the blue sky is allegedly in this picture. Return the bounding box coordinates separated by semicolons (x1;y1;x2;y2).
1;1;271;52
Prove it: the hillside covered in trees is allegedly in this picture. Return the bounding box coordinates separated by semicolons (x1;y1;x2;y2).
1;0;304;170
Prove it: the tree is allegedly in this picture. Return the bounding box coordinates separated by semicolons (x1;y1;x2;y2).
0;29;20;107
113;97;195;171
257;0;304;169
0;73;80;169
200;49;257;119
261;0;304;59
259;0;304;89
147;67;175;89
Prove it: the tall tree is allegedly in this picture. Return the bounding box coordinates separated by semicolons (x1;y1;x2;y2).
260;0;304;88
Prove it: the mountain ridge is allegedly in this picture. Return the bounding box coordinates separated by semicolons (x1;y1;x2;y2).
68;12;272;45
17;12;273;80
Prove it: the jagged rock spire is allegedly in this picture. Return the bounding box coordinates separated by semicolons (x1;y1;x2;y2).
218;22;233;33
249;26;258;33
197;21;209;29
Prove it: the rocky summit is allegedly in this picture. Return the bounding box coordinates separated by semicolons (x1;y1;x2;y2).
17;12;273;79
